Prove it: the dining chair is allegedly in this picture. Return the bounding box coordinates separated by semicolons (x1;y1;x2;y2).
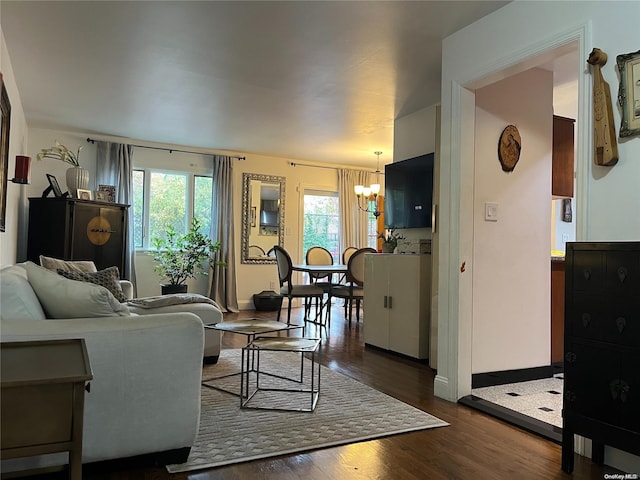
305;246;338;326
306;246;335;289
338;246;358;284
330;247;376;324
273;245;325;325
248;245;266;257
342;247;358;266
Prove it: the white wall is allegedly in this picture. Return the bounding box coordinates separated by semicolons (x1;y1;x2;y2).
393;105;437;162
392;105;439;243
0;28;29;267
20;125;344;306
472;68;553;374
438;0;640;472
235;155;339;309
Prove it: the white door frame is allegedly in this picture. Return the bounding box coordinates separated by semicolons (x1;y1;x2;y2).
434;22;592;402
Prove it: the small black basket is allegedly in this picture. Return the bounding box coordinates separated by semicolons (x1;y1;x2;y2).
253;290;283;311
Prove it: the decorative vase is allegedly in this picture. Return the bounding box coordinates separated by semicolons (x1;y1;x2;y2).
161;284;188;295
381;242;395;253
66;166;90;195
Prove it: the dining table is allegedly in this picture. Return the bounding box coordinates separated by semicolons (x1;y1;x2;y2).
291;263;348;327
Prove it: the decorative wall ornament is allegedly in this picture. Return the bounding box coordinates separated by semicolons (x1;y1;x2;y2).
562;198;573;223
498;124;521;172
616;49;640;138
587;48;619;166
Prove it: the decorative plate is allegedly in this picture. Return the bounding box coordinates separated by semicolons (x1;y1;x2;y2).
498;125;522;172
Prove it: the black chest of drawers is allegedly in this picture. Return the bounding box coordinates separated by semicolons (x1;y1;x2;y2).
562;241;640;473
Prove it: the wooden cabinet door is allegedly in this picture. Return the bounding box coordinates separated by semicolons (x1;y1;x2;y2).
71;203;127;273
552;115;575;198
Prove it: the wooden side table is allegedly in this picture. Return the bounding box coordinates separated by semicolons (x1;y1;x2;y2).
1;339;93;480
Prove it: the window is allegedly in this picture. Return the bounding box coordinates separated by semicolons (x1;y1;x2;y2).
302;190;378;258
303;190;339;260
132;168;213;249
366;200;378;250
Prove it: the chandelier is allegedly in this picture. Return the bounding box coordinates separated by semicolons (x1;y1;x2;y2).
354;151;383;218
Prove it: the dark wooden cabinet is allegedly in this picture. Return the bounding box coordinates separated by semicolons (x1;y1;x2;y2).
27;197;129;275
552;115;575;198
551;258;565;364
562;242;640;473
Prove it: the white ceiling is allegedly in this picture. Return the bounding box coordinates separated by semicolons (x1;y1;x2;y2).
1;1;510;168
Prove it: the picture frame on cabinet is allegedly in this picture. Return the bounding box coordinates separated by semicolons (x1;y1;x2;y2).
98;184;116;203
0;72;11;233
76;188;93;201
94;190;109;202
45;174;63;198
617;49;640;138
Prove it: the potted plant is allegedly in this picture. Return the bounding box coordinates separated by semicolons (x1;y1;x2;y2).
378;228;405;253
151;217;223;294
37;140;89;193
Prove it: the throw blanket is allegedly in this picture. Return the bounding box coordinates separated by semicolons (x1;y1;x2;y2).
128;294;221;311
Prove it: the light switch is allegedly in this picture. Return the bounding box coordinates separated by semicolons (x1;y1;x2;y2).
485;202;498;222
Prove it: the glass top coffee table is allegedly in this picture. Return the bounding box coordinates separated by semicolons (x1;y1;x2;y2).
202;319;304;396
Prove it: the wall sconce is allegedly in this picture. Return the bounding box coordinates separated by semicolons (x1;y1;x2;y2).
11;155;31;184
354;151;383;218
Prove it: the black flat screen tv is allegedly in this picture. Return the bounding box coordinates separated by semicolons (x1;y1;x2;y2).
384;153;434;229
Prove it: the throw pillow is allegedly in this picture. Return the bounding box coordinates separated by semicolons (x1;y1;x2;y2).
39;255;97;273
0;264;47;321
24;262;130;318
57;266;127;303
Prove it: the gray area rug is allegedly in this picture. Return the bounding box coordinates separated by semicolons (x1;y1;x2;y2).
167;349;448;473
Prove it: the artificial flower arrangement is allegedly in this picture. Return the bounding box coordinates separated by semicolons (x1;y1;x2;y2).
36;140;82;166
378;228;405;249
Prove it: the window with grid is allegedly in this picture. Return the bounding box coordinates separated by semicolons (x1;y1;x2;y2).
303;190;340;261
132;169;212;249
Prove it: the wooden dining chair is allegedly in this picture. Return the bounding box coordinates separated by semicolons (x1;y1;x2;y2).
330;247;376;324
306;246;335;289
273;245;325;325
342;247;358;266
248;245;266;257
306;246;338;326
338;246;358;284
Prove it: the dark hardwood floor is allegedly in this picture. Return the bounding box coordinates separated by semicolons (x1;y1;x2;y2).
19;306;622;479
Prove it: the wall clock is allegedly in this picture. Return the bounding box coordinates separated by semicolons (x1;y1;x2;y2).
498;125;522;172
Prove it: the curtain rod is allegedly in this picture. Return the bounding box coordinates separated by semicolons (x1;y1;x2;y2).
86;137;245;160
289;161;383;174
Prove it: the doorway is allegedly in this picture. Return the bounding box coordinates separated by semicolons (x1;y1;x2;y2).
459;44;579;442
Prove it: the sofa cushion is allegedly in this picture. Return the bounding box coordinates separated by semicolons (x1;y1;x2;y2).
0;264;47;321
24;262;130;318
39;255;97;273
58;267;127;303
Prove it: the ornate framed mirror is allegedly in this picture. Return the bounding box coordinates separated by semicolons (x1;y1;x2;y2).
241;173;285;264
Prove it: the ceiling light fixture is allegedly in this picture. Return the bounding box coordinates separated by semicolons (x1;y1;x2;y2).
354;151;383;218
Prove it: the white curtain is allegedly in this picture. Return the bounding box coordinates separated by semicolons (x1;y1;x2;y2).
338;168;371;253
95;142;137;295
207;155;239;312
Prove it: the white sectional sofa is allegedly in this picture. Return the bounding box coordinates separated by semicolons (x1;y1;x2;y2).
0;262;206;473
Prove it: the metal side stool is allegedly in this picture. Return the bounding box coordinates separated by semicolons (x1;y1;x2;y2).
240;337;321;412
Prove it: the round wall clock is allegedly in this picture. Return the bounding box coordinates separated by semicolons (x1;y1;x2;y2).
86;216;114;246
498;125;522;172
